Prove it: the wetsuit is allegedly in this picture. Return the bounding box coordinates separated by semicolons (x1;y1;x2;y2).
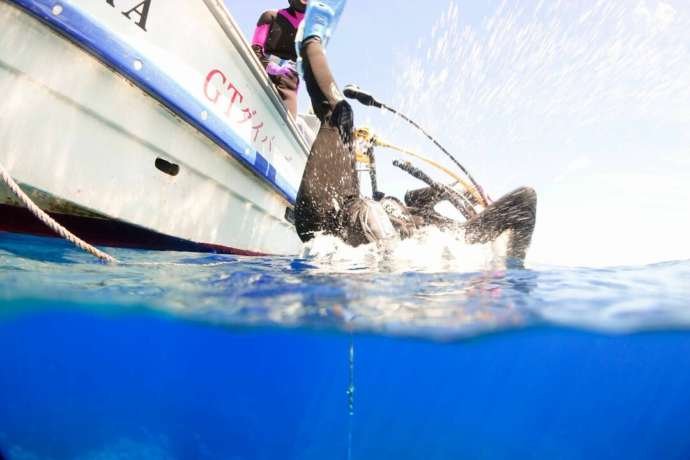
294;34;376;245
252;5;305;116
406;186;537;261
293;1;537;260
294;0;389;246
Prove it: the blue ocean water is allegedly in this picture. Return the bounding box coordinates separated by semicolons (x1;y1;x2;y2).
1;232;690;460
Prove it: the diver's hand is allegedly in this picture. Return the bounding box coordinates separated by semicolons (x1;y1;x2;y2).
330;99;354;146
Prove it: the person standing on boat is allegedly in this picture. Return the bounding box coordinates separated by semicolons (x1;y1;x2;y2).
252;0;307;116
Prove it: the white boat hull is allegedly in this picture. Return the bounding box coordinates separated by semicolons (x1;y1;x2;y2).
0;0;309;255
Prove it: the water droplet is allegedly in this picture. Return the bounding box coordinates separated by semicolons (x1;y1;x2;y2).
201;110;208;121
52;4;63;15
133;59;143;71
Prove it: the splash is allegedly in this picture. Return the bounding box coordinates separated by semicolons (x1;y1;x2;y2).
395;0;690;151
392;0;690;267
301;227;511;274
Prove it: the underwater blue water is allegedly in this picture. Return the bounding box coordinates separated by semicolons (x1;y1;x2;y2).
1;232;690;460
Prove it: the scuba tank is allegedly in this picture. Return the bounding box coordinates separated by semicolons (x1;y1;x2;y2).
295;0;347;75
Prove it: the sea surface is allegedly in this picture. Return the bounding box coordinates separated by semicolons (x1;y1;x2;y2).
1;232;690;460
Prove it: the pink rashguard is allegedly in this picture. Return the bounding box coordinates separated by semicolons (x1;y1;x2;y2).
252;23;271;48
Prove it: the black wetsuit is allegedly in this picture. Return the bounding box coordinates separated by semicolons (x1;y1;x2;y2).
406;186;537;261
294;37;537;260
295;37;366;246
252;7;303;115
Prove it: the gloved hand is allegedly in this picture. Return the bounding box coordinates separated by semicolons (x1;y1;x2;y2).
330;99;354;146
266;62;296;78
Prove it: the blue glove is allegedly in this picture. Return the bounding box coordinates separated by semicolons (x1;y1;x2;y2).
296;0;347;75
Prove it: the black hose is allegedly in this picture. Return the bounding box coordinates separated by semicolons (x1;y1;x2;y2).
344;85;489;206
393;161;477;220
383;106;487;205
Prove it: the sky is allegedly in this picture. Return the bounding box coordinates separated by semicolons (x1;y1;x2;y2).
227;0;690;267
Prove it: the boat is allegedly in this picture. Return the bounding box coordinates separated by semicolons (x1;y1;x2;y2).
0;0;311;256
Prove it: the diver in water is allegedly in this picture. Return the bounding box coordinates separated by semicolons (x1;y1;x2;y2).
252;0;307;116
294;0;537;261
294;0;395;247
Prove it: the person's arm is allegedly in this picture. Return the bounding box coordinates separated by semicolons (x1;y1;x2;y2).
301;37;353;143
252;11;276;69
253;11;298;79
301;37;343;109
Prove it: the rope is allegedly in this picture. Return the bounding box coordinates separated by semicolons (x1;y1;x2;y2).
0;161;118;264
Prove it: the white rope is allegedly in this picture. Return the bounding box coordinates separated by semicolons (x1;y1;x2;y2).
0;161;117;264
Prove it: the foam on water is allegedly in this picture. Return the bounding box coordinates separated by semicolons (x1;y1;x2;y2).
300;227;509;274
